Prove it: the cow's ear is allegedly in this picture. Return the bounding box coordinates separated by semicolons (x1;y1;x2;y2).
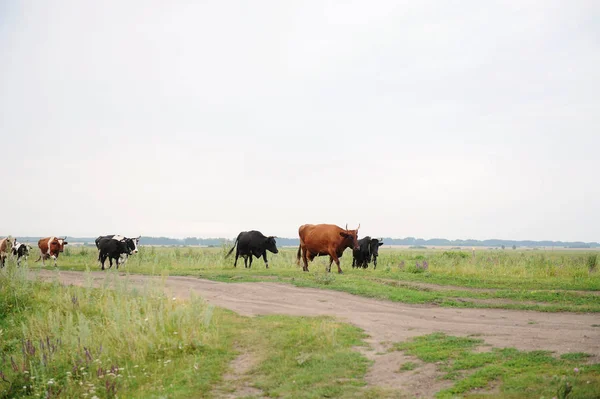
339;232;349;238
378;242;384;246
63;241;69;245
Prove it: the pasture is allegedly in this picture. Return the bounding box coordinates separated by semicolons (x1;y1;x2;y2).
2;246;600;398
36;246;600;312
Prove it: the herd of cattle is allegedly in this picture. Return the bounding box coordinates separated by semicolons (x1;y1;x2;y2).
0;224;383;273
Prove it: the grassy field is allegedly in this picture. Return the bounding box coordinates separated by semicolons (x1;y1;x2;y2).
21;245;600;313
2;247;600;398
0;266;371;398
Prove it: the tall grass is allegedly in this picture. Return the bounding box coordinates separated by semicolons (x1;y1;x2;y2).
0;266;230;398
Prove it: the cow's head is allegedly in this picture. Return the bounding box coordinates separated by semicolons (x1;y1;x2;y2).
340;224;360;250
58;238;68;252
369;238;384;259
51;238;68;253
125;236;140;254
265;236;278;254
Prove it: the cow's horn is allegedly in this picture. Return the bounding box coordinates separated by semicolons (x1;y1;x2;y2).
357;223;360;230
345;223;348;231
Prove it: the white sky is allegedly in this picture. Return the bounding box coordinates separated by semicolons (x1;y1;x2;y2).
1;1;599;241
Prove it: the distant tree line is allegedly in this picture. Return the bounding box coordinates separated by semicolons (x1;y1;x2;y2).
10;236;600;248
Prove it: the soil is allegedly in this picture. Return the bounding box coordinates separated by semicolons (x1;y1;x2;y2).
35;270;600;397
371;277;600;296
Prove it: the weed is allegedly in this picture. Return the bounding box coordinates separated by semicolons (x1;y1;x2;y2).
398;361;417;372
313;272;335;285
587;254;597;273
442;251;469;259
560;352;592;361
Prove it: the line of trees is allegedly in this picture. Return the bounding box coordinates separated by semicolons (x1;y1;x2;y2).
10;236;600;248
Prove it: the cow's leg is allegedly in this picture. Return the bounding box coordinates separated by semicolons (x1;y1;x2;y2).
233;250;239;267
301;247;309;272
262;252;269;268
243;255;248;268
100;254;107;270
115;256;119;270
327;256;334;273
330;253;343;274
248;255;253;268
53;256;58;267
373;257;377;269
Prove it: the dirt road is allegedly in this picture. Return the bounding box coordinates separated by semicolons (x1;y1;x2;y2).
36;270;600;356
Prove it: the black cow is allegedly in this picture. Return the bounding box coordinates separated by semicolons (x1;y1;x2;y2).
96;237;137;270
95;235;140;266
225;230;278;268
11;239;32;266
352;237;384;269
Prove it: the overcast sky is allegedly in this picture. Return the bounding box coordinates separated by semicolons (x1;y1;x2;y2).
1;1;599;241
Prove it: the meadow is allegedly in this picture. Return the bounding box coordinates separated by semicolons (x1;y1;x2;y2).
2;246;599;398
41;245;600;313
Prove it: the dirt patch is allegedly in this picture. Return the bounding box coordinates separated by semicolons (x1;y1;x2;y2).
33;270;600;397
215;351;264;399
370;278;600;296
357;338;451;398
454;297;546;307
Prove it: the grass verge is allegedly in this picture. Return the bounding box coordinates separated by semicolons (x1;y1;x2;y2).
393;333;600;398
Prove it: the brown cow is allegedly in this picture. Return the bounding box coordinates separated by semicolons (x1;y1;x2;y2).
0;237;11;268
36;236;68;267
296;224;360;273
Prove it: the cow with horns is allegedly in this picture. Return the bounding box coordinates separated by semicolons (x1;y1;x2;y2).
296;223;360;273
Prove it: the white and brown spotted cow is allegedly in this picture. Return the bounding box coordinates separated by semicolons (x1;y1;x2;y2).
0;237;12;268
36;236;68;267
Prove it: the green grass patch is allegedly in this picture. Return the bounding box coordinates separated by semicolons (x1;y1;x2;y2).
560;352;592;361
398;361;418;372
12;246;600;312
0;266;370;398
393;333;600;398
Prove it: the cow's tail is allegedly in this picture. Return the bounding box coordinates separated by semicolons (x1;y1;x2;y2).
225;234;240;258
296;245;302;265
34;255;41;263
